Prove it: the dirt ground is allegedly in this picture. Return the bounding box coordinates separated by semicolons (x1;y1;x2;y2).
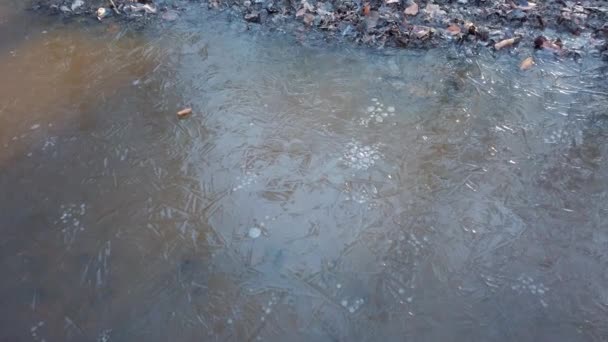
31;0;608;60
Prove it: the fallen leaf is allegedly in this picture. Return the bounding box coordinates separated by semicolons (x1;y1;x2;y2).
303;13;315;25
296;7;306;17
177;108;192;118
413;26;431;39
447;24;461;35
404;2;418;16
494;37;519;50
543;40;562;51
520;57;534;70
363;3;371;16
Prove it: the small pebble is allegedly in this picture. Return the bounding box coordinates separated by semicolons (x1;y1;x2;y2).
248;227;262;239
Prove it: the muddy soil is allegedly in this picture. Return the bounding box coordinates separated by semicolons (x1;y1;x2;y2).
30;0;608;60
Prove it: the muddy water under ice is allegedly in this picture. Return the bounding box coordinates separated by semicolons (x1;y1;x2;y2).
1;3;608;341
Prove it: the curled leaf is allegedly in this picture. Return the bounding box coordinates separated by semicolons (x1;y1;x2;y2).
177;108;192;118
446;24;461;35
404;2;418;16
520;57;535;70
413;26;431;39
494;37;519;50
303;13;315;25
363;3;371;16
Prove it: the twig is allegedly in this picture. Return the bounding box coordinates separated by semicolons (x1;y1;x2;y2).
109;0;120;14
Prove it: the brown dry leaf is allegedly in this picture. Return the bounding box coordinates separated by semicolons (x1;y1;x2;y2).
404;2;418;16
520;57;535;70
494;37;518;50
446;24;461;35
303;13;315;25
413;26;431;39
296;7;306;17
177;108;192;118
542;40;562;52
363;3;371;16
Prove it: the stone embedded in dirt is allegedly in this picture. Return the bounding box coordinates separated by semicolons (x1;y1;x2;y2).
424;3;446;19
266;2;278;13
244;11;261;22
97;8;109;20
71;0;84;11
508;9;526;20
162;10;179;21
404;2;418;16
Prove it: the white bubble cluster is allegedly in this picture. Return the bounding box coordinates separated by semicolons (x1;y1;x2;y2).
543;128;582;145
57;203;87;245
97;329;112;342
41;137;57;151
359;98;396;127
233;171;257;191
512;275;550;307
341;141;382;170
347;298;365;314
30;321;45;341
260;293;279;321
